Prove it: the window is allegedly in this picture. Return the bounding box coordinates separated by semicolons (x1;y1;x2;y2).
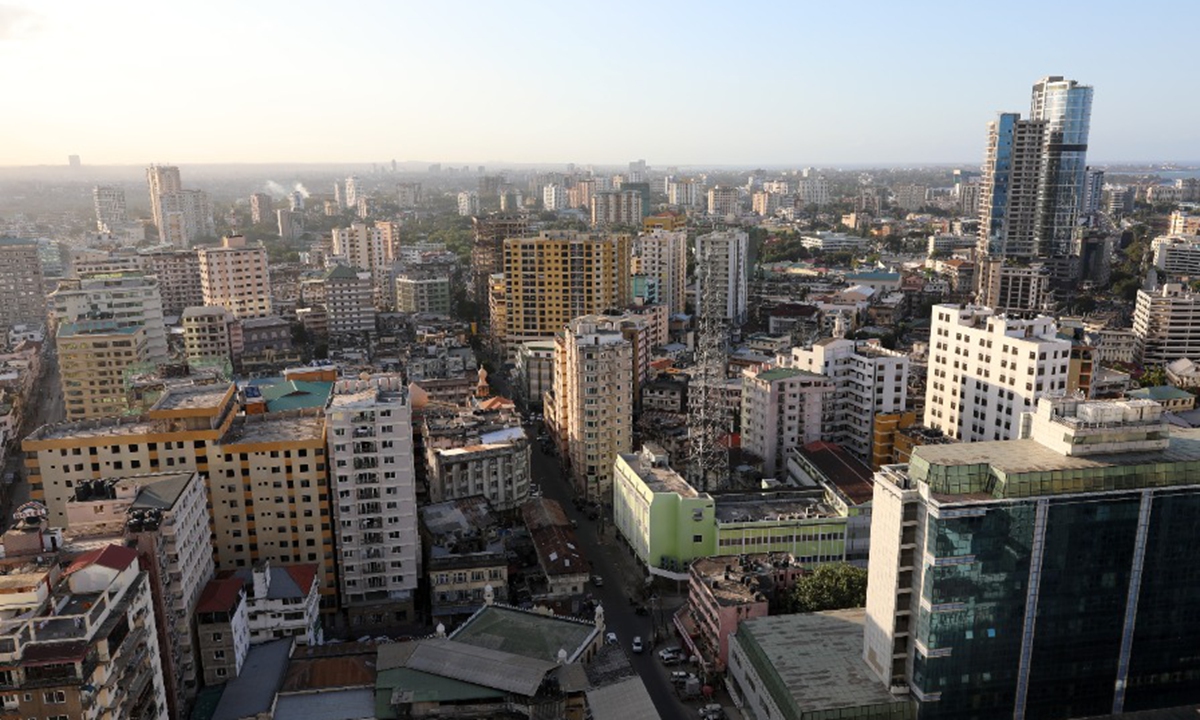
44;691;66;703
212;632;223;642
214;649;226;659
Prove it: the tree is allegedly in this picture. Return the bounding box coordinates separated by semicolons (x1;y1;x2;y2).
1139;366;1168;389
790;563;869;613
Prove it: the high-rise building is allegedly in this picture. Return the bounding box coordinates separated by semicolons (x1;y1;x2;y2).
707;186;740;216
344;175;360;208
923;304;1070;442
397;182;421;209
1133;282;1200;366
695;230;749;325
395;273;452;316
740;366;834;478
325;376;419;628
1030;75;1094;256
0;541;169;719
24;384;340;611
632;230;688;315
491;230;632;353
667;178;702;208
197;235;273;318
975;257;1051;314
548;316;633;501
542;184;568;211
57;320;148;419
0;238;46;332
277;208;303;241
141;249;204;317
795;176;831;207
893;184;928;212
50;271;169;365
457;191;480;217
1151;234;1200;277
147;164;182;234
250;192;274;225
783;338;909;460
323;265;376;336
1169;210;1200;236
591;190;642;227
290;190;305;211
93;185;127;231
330;222;392;305
182;305;240;366
867;395;1200;717
978;113;1047;259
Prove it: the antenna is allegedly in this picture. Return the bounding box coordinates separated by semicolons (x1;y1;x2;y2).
687;233;734;492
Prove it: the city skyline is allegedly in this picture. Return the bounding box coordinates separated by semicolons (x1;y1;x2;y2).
2;1;1198;167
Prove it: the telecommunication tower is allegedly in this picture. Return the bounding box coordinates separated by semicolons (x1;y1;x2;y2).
687;245;731;492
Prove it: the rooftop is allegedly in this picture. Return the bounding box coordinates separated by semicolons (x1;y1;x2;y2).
753;366;824;383
713;492;839;524
374;667;503;717
692;553;798;607
211;639;292;720
451;605;598;663
376;637;557;697
150;383;233;413
251;379;335;413
735;609;906;719
797;442;874;506
1128;385;1194;402
222;411;325;446
274;688;375;720
585;675;661;720
129;472;196;511
618;450;700;498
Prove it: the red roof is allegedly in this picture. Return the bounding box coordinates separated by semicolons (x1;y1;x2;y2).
196;577;245;614
65;544;138;576
283;564;318;594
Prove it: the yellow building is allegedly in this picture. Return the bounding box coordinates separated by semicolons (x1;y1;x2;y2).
491;231;631;354
57;320;148;420
871;410;955;469
643;210;686;232
23;383;338;612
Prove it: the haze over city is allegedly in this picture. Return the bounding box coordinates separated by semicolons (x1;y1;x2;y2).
2;0;1199;167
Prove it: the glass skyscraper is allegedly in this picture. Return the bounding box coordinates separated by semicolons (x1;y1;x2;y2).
865;396;1200;719
1030;76;1094;258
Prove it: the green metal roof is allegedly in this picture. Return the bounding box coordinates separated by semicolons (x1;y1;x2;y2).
374;667;502;718
754;367;824;383
254;379;334;412
450;605;597;663
1128;386;1194;402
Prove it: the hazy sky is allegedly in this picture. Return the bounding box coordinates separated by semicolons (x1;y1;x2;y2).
2;0;1197;167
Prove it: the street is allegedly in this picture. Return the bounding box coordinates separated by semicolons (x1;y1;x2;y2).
2;345;62;527
528;428;724;720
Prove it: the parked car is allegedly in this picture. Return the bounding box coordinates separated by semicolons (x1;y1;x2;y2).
670;671;691;686
592;575;604;587
700;704;726;720
631;636;643;653
658;647;682;663
605;632;617;645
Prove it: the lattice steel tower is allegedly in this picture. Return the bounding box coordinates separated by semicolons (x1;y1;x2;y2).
687;245;732;492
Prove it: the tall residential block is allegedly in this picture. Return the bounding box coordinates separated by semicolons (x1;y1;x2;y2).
492;230;632;352
695;230;749;325
0;238;46;331
591;190;642;227
978;113;1046;259
198;234;273;318
867;396;1200;717
323;265;376;336
159;189;214;246
325;376;419;627
1029;75;1094;257
147;164;182;234
740;366;834;478
141;249;204;317
331;222;394;304
548;316;633;501
784;337;909;461
632;229;688;315
50;270;169;366
923;304;1070;442
182;305;240;367
470;214;528;310
707;186;740;216
250;192;274;224
93;184;127;231
57;320;148;420
1133;283;1200;366
395;273;452;316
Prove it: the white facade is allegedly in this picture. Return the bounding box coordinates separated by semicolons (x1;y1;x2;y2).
158;189;214;247
784;338;910;460
795;177;830;206
542;184;568;211
1134;283;1200;366
457;191;479;217
800;232;868;252
695;230;749;325
924;304;1071;442
197;235;273;319
49;271;169;366
707;186;739;216
428;439;531;511
740;366;835;479
326;376;420;612
667;178;701;208
1151;234;1200;276
93;185;127;231
633;230;688;315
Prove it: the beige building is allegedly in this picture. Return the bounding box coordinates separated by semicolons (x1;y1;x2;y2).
428;436;531;512
198;234;273;318
182;305;241;366
590;190;642;227
1134;282;1200;366
632;229;688;315
975;258;1050;314
0;238;45;332
492;231;631;354
547;317;633;501
326;377;419;628
57;320;148;420
331;222;395;304
324;265;376;337
141;249;204;317
50;271;169;365
23;383;339;612
707;186;740;216
147;164;183;236
396;273;452;316
741;366;835;479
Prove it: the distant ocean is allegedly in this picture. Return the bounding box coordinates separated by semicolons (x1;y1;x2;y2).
1154;170;1200;180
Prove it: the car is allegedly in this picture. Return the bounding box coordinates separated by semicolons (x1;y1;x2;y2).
605;632;617;645
631;636;643;653
591;575;604;587
670;671;691;686
658;647;682;662
700;704;726;720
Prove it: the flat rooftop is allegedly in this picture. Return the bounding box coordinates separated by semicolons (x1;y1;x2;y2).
798;442;874;506
736;609;905;718
714;492;839;524
619;452;698;497
222;412;325;446
451;605;597;664
151;383;232;412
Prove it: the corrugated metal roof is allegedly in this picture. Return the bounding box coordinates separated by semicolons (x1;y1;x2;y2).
273;688;375;720
585;676;661;720
378;638;555;696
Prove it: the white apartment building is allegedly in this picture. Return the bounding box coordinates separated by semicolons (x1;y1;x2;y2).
1133;283;1200;366
49;271;169;365
457;191;479;217
147;164;182;234
633;230;688;315
324;265;376;336
542;184;568;211
159;189;214;247
795;176;831;206
197;235;273;318
345;175;360;208
976;258;1050;314
707;186;740;216
93;184;127;231
591;190;643;227
549;317;633;501
1151;234;1200;276
326;376;420;626
668;178;702;208
427;433;531;511
800;232;869;252
331;222;392;276
783;338;909;460
740;366;835;479
695;230;749;325
924;304;1071;442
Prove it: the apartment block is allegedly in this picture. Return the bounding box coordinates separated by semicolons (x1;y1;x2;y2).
421;497;509;622
740;366;835;478
23;383;339;612
330;222;393;303
93;184;127;231
395;273;452;316
158;189;214;246
695;230;749;325
548;316;633;501
1168;210;1200;235
923;304;1070;442
50;270;169;365
0;540;168;720
0;238;46;332
1151;234;1200;277
140;249;204;317
57;320;148;420
250;192;274;225
492;230;631;352
198;234;273;318
182;305;240;367
427;432;531;512
195;577;251;685
1133;282;1200;366
325;376;419;627
975;257;1050;314
707;186;740;216
324;265;376;337
783;337;909;461
867;397;1200;717
147;164;182;236
632;229;688;315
